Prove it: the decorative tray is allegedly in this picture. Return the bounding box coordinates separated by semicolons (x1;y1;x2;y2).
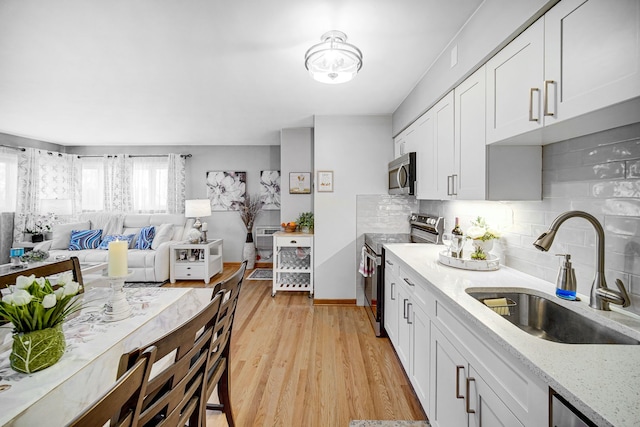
437;250;500;271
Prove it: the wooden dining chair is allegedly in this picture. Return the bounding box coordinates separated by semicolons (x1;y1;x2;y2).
67;346;157;427
0;256;84;291
118;290;224;427
203;260;247;427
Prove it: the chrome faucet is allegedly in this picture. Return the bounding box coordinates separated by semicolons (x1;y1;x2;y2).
533;210;630;311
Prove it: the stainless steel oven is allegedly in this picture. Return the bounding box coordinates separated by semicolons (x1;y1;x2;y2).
363;213;444;337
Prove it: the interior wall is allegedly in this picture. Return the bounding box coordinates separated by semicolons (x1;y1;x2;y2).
393;0;556;136
280;128;313;223
419;122;640;316
313;115;392;300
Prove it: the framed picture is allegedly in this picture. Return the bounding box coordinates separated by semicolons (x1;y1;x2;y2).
206;171;246;211
289;172;311;194
260;170;281;210
317;171;333;192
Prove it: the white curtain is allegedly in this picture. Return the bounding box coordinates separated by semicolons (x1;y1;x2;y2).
14;148;78;242
131;156;167;213
0;147;18;211
104;155;133;212
167;153;186;214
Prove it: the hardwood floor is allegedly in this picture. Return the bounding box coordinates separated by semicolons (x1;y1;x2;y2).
165;266;426;426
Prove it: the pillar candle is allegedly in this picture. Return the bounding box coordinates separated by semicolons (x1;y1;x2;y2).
201;222;208;231
108;240;128;277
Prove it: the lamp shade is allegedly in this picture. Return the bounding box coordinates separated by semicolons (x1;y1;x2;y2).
40;199;72;215
185;199;212;218
305;30;363;84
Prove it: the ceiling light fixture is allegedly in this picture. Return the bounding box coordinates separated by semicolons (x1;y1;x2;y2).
304;30;363;84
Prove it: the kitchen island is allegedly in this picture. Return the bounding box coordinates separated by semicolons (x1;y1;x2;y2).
384;243;640;427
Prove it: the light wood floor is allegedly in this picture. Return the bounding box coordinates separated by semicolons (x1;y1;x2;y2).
166;265;426;427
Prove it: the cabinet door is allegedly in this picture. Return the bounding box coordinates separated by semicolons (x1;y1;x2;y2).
396;284;411;369
410;302;430;413
544;0;640;125
384;268;400;346
414;111;435;200
434;91;455;200
486;18;544;144
429;326;467;427
467;366;524;427
454;66;486;200
394;132;407;159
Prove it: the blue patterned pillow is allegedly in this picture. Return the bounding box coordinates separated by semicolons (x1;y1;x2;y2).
97;234;135;250
68;229;103;250
135;226;156;250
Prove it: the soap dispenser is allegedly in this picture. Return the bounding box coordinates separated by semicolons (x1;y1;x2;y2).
555;254;577;300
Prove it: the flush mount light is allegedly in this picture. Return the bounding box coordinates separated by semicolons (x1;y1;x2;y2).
304;30;363;84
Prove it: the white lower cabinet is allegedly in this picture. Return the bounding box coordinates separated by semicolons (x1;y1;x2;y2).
430;326;523;427
384;253;548;426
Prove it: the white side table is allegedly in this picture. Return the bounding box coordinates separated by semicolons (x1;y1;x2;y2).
169;239;223;285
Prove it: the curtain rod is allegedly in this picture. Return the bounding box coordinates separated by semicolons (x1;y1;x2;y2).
0;144;26;152
76;154;192;159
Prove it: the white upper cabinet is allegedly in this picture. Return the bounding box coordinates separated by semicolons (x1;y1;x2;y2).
454;66;487;200
544;0;640;124
486;19;544;144
486;0;640;145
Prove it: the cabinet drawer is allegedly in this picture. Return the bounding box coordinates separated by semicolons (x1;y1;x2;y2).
275;236;313;247
174;263;204;278
384;254;400;277
398;265;432;310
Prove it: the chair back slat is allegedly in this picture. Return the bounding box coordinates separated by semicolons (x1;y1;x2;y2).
67;346;157;427
119;290;223;427
0;256;84;291
203;261;247;426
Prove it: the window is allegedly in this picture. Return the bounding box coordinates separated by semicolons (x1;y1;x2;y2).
0;150;18;211
131;157;168;213
81;158;105;212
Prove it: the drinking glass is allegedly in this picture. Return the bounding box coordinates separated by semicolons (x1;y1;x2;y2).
441;233;454;256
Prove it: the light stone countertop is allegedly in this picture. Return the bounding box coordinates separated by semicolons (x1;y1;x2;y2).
384;243;640;427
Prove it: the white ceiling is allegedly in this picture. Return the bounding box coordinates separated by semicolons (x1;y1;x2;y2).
0;0;483;146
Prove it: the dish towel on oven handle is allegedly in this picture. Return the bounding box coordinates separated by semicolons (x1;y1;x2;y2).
358;246;375;277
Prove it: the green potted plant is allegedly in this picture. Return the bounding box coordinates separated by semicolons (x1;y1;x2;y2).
296;212;314;233
0;273;83;373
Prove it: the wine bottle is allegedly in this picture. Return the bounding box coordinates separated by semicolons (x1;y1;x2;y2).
451;217;464;258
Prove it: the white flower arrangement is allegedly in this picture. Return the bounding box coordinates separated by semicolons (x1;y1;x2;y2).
465;217;501;260
0;273;82;333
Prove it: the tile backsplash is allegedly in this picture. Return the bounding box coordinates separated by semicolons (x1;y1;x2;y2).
420;122;640;315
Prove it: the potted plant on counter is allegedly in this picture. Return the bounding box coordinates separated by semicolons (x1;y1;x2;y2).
296;212;314;233
465;216;500;260
238;193;263;269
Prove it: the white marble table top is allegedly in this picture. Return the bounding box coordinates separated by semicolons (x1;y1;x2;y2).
0;286;212;426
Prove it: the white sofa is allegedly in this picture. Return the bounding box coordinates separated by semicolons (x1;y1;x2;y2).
35;213;194;282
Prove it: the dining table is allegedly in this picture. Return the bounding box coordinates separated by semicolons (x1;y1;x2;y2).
0;285;212;426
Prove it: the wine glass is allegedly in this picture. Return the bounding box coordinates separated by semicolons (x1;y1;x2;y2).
442;233;454;256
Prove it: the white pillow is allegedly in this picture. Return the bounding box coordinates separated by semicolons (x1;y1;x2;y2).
51;221;91;250
151;223;175;250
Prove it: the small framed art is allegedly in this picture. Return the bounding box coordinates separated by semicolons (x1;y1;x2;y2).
317;171;333;192
289;172;311;194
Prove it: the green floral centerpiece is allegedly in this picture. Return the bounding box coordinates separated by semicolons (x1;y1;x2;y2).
465;217;501;260
0;273;82;373
295;212;314;233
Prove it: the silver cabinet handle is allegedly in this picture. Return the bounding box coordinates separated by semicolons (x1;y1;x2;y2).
403;298;408;319
447;175;452;196
455;365;465;399
390;282;396;300
544;80;555;116
529;88;540;122
465;377;476;414
386;260;394;266
407;303;413;324
451;174;458;196
403;277;415;287
290;240;297;244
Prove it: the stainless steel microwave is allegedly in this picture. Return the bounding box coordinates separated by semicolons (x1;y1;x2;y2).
388;152;416;195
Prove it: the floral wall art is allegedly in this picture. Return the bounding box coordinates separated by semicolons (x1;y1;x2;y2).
206;171;246;211
259;170;281;210
289;172;311;194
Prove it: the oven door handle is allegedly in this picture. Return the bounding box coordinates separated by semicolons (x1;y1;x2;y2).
363;250;379;267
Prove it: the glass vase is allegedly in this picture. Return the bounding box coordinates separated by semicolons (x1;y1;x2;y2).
10;324;66;374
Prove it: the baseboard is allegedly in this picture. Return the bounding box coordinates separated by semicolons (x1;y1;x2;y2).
313;299;357;306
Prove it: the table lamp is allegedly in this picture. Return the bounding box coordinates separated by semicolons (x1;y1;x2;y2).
185;199;211;231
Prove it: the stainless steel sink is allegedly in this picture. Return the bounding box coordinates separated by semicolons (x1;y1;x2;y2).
466;289;640;345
